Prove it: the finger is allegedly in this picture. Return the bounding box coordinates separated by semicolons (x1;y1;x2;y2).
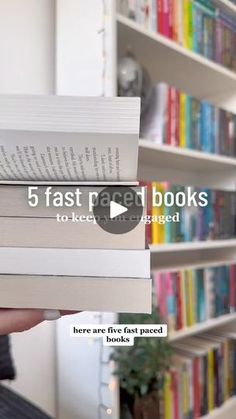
0;309;80;335
0;309;46;334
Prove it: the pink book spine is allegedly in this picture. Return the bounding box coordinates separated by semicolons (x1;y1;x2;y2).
163;0;171;37
155;273;167;320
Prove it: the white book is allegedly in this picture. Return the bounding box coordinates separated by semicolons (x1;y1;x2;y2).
0;247;150;278
0;95;140;183
0;185;146;249
0;217;145;250
0;274;152;313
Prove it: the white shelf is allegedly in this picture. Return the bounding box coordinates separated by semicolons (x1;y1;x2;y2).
150;239;236;253
169;313;236;342
152;258;236;273
117;14;236;108
201;397;236;419
214;0;236;14
139;140;236;172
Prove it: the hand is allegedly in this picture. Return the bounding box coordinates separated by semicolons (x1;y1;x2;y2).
0;309;76;335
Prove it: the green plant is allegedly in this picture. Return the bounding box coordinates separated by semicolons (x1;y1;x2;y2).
110;309;172;398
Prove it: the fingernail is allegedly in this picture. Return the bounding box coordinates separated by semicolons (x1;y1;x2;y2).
43;310;61;321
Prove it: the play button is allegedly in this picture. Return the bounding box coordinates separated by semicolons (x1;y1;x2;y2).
110;201;128;219
93;186;144;234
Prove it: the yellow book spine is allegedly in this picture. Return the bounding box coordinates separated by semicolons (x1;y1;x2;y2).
164;372;172;419
208;350;214;411
183;0;189;49
151;182;165;244
179;93;186;148
183;367;189;417
187;270;194;326
181;271;187;327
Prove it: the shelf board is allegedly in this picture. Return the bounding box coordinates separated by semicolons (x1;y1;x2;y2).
201;397;236;419
169;313;236;342
139;140;236;172
213;0;236;14
150;239;236;253
152;258;236;273
117;14;236;107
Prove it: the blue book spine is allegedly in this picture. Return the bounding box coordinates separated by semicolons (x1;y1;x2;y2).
201;102;211;152
192;4;203;53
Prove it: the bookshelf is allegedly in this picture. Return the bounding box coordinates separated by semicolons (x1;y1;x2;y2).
213;0;236;14
139;140;236;172
117;14;236;110
201;397;236;419
113;1;236;418
150;239;236;253
168;312;236;342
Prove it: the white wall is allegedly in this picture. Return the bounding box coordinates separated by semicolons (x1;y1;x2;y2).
0;0;56;416
0;0;55;94
56;0;116;97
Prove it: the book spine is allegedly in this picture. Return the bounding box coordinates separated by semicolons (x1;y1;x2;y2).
167;272;176;332
208;349;214;411
179;93;186;147
158;0;164;34
185;96;192;148
172;0;178;41
150;0;158;31
162;0;170;36
183;0;190;48
170;87;178;146
175;90;180;147
193;358;201;418
176;271;183;330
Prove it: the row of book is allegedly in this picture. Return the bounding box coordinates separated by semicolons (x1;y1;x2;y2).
118;0;236;72
143;182;236;244
154;263;236;333
160;331;236;418
141;83;236;157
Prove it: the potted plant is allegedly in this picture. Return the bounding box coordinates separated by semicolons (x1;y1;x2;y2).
110;310;172;419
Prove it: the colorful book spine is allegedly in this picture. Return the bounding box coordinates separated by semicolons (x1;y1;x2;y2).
141;83;236;158
154;263;236;333
122;0;236;72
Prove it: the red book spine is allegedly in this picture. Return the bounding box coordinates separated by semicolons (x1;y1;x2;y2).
155;273;167;320
157;0;164;34
168;0;174;39
163;0;170;37
175;271;183;330
193;358;201;419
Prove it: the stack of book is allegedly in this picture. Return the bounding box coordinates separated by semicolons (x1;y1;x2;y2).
141;82;236;157
118;0;236;72
0;95;151;313
142;182;236;244
154;263;236;332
